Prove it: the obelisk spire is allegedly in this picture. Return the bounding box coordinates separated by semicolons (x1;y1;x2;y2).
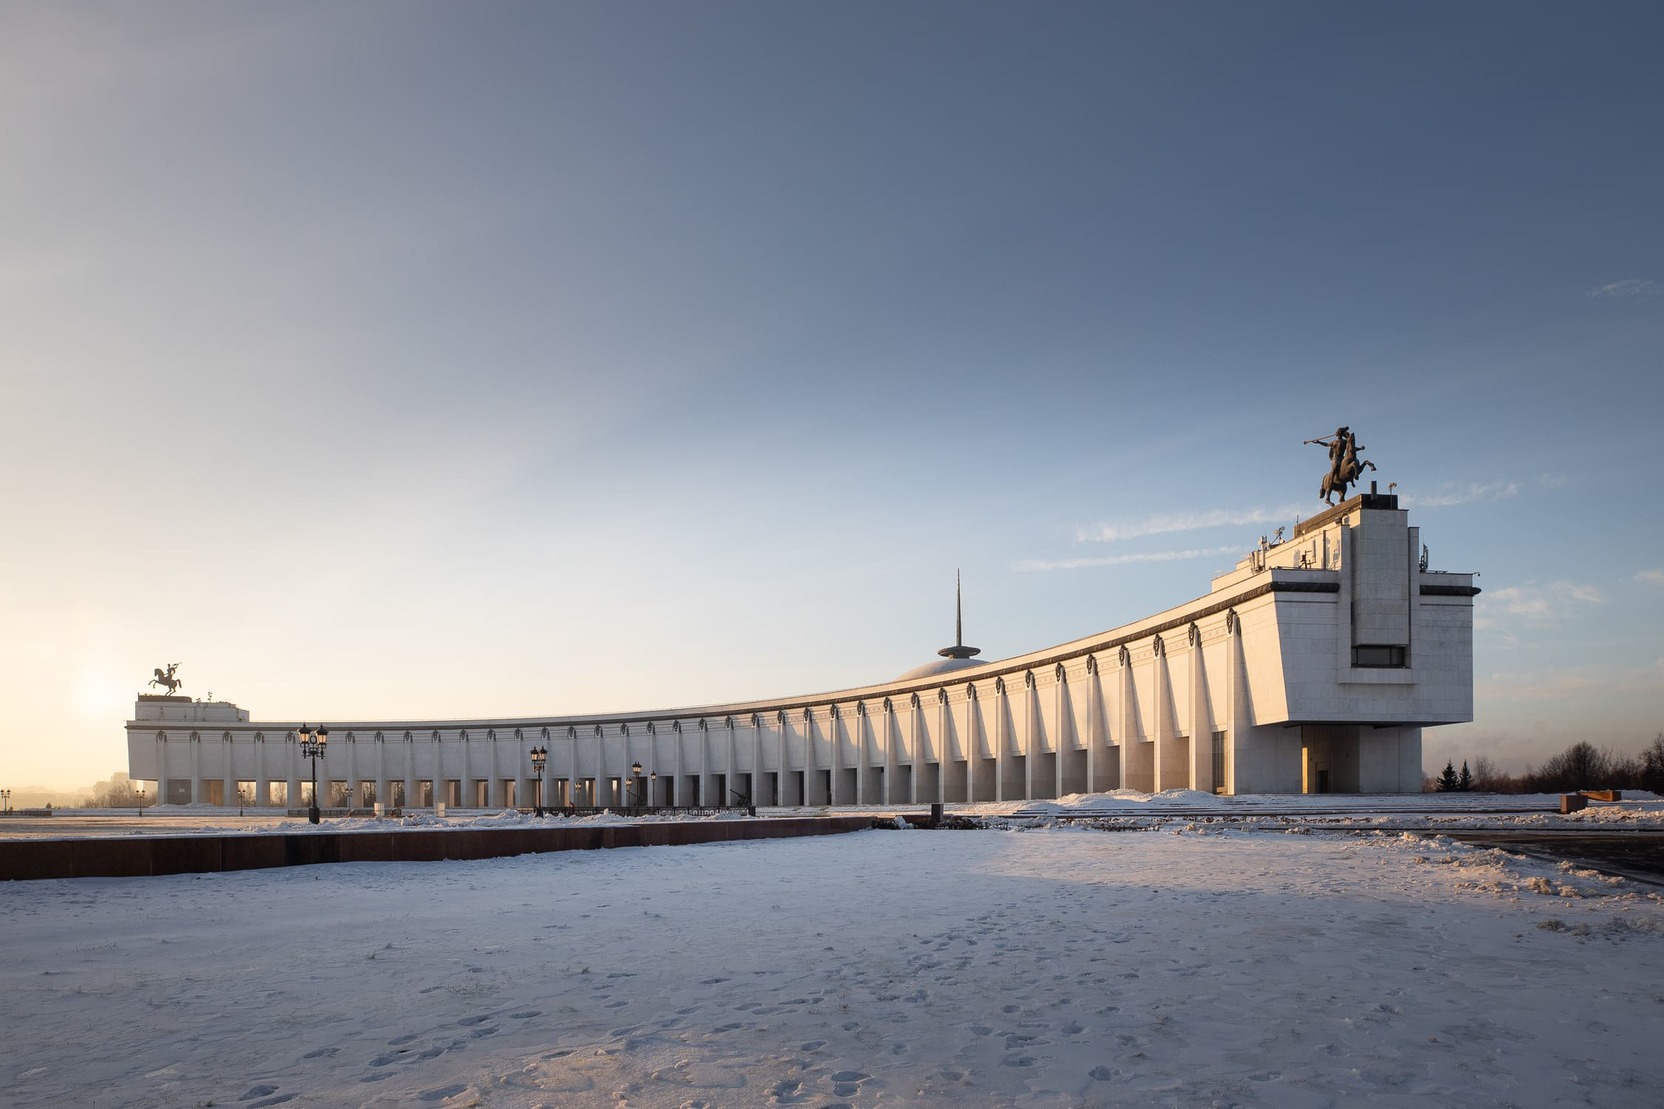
938;569;981;660
955;569;964;647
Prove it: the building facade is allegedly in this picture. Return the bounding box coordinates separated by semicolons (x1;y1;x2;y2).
126;491;1476;807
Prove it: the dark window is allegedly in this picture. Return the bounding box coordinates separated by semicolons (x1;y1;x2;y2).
1352;645;1407;668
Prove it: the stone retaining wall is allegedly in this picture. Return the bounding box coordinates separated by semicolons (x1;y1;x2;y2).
0;817;875;881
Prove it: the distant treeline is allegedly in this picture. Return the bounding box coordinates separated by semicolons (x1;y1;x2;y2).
80;771;150;808
1428;735;1664;794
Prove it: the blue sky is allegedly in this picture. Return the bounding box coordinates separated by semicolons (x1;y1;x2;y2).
3;2;1661;789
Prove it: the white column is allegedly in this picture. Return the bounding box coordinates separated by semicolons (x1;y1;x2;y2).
346;736;360;809
514;732;528;812
155;733;169;804
403;738;417;810
1190;630;1212;794
856;710;868;806
434;735;445;808
286;735;301;811
1152;640;1175;791
566;729;579;808
726;720;737;807
1054;675;1067;799
1225;613;1243;795
1085;663;1099;794
674;726;685;808
906;703;919;805
1022;678;1036;801
993;687;1006;804
222;735;235;808
489;735;504;808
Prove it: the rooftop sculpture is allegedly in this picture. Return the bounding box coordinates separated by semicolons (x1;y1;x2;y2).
148;662;182;696
1305;426;1377;505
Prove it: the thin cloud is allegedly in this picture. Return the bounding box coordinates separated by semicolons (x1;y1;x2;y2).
1481;581;1603;622
1077;504;1304;543
1636;568;1664;585
1014;545;1240;573
1615;657;1664;694
1401;482;1517;508
1587;278;1660;298
1481;658;1664;699
1476;671;1605;700
1537;473;1569;491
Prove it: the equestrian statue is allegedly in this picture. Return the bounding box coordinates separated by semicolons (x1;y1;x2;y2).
1303;426;1377;505
149;662;183;696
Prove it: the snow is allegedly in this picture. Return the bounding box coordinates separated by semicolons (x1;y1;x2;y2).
4;818;1663;1107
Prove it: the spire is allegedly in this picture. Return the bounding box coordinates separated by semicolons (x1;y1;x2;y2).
955;569;964;647
938;569;982;660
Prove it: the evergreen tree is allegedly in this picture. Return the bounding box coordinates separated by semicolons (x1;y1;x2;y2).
1457;760;1474;791
1437;761;1459;791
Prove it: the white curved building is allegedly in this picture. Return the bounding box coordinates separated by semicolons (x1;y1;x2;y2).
126;491;1476;807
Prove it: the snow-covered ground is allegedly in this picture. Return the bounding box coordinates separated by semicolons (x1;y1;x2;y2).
4;821;1662;1107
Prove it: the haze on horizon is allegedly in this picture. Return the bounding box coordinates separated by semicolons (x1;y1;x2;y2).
3;2;1661;792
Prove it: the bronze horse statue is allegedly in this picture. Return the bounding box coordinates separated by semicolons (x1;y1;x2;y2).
149;663;182;696
1308;428;1376;505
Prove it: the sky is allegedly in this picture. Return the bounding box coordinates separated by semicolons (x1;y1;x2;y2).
2;1;1661;791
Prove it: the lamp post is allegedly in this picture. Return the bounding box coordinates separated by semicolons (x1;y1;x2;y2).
1;788;9;814
135;786;144;817
298;724;329;824
529;745;547;817
629;761;643;812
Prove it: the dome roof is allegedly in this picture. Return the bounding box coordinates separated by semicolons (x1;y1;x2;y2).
895;571;988;681
895;656;991;682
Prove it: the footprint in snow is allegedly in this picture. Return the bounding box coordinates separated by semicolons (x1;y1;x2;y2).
830;1070;870;1097
418;1084;468;1101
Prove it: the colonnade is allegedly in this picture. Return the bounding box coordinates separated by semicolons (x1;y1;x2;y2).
144;605;1255;809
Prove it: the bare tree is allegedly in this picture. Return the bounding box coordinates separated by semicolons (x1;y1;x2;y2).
1524;742;1615;793
1642;734;1664;795
1470;756;1515;793
85;772;146;809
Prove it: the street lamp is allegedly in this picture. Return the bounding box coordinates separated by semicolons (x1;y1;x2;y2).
135;786;145;817
629;761;643;812
298;724;329;824
1;788;10;815
529;745;548;817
